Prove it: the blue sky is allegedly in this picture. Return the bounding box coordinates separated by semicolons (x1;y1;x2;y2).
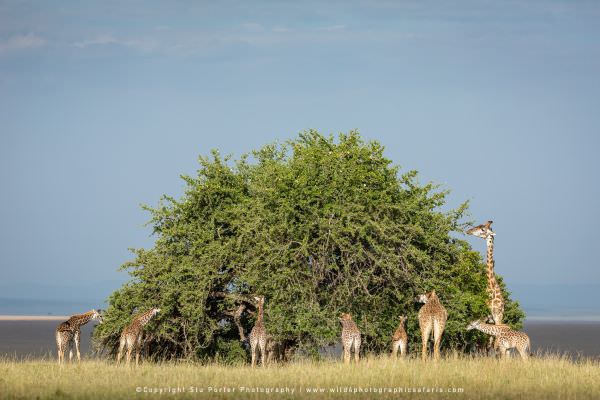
1;1;599;317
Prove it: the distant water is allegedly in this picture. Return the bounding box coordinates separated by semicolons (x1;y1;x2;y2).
0;297;105;316
0;320;98;359
1;320;599;360
523;321;600;358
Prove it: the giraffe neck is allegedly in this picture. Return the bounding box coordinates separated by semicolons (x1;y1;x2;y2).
427;293;442;307
474;322;506;336
137;310;156;326
341;319;357;330
67;310;95;328
486;236;497;287
256;303;264;325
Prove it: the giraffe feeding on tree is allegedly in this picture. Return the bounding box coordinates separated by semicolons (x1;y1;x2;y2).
56;309;103;364
466;220;505;326
249;296;267;367
117;307;160;366
467;320;530;360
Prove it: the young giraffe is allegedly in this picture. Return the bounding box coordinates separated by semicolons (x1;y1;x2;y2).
56;309;103;364
339;313;361;364
416;290;447;361
249;295;267;367
466;221;505;325
117;307;160;366
467;320;530;360
391;315;408;358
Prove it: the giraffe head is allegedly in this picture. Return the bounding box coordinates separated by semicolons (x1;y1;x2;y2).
398;315;407;325
466;220;495;239
415;290;436;303
151;307;161;316
466;320;483;331
253;295;265;307
91;309;103;323
339;312;353;322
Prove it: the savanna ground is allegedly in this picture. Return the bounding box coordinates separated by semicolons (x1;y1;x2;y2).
1;355;599;400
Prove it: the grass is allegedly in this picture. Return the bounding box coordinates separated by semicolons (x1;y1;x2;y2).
1;354;599;399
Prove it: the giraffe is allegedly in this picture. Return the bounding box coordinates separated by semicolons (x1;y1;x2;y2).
391;315;408;358
466;220;505;325
117;307;160;366
467;320;530;360
416;290;447;361
55;309;103;364
339;313;361;364
249;295;267;367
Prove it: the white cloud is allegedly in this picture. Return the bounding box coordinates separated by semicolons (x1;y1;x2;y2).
73;34;118;48
72;34;158;52
316;25;346;32
0;33;45;54
241;22;264;31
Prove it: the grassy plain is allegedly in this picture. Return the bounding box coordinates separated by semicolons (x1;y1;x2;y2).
1;355;598;399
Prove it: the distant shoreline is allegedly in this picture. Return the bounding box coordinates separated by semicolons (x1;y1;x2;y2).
2;314;600;322
0;315;69;321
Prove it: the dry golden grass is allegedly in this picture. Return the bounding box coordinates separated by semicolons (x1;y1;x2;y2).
1;354;599;399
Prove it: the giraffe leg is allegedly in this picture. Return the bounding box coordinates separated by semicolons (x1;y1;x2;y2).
117;338;125;364
135;335;143;366
353;336;361;363
126;338;133;366
68;339;73;363
126;348;132;365
344;346;351;364
250;340;257;368
420;321;432;361
400;340;407;358
433;320;444;360
343;343;351;364
56;332;63;364
259;338;267;367
58;345;64;364
517;344;529;360
489;336;503;358
74;330;81;363
498;344;508;360
391;341;399;358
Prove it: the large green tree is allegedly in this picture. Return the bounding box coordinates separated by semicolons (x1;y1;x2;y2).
94;131;524;361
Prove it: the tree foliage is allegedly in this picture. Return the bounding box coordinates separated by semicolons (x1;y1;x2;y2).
94;130;524;361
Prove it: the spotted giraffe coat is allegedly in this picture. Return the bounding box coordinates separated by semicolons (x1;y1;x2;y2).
117;307;160;365
55;309;102;363
339;313;361;364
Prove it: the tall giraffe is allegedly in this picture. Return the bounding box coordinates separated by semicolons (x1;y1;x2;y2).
249;296;267;367
339;313;361;364
55;309;103;364
466;221;505;325
416;290;447;361
117;307;160;366
467;320;530;360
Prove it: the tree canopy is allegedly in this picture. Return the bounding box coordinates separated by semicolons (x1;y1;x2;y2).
94;130;524;361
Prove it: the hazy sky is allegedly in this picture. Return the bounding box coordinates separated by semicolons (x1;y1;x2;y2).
1;1;599;315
